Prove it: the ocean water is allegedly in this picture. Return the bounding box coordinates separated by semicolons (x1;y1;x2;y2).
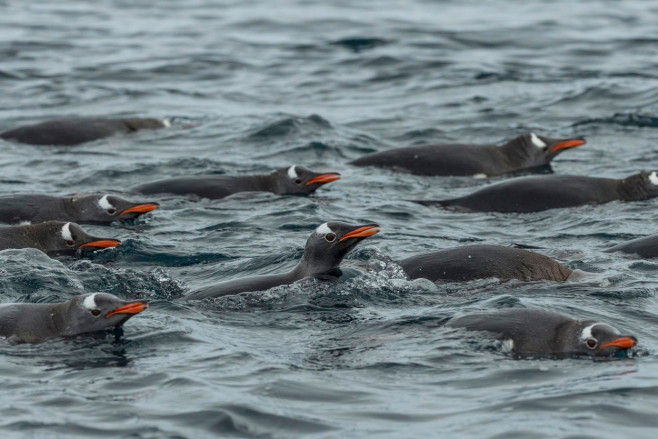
1;0;658;437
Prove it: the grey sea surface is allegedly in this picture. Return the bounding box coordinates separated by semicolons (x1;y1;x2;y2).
1;0;658;437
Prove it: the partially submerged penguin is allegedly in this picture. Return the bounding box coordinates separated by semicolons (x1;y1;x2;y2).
185;221;380;299
0;193;159;225
0;221;121;256
447;309;637;358
349;133;585;177
133;165;341;199
0;118;168;146
416;171;658;213
605;233;658;258
0;293;148;343
400;245;573;283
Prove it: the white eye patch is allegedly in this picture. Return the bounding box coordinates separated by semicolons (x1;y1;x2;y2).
61;222;73;241
83;293;98;310
530;133;547;148
287;166;298;179
649;172;658;186
315;222;334;236
98;195;115;210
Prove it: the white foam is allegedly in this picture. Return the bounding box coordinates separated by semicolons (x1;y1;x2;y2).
83;293;97;310
162;118;171;128
61;222;73;241
287;166;298;179
502;339;514;352
98;194;114;210
316;222;334;236
530;133;547;148
649;172;658;185
472;173;487;179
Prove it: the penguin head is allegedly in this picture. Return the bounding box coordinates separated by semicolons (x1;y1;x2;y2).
270;165;341;195
506;133;586;168
63;293;148;337
573;321;637;357
70;194;160;223
35;221;121;256
300;221;380;274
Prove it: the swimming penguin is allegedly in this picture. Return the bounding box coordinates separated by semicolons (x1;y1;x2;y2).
0;221;121;256
132;165;341;199
184;222;380;300
0;193;159;225
605;233;658;258
447;308;637;357
0;118;167;146
349;133;585;177
0;293;148;343
400;245;573;283
416;171;658;213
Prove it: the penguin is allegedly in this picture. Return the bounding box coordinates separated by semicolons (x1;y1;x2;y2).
184;221;380;300
0;221;121;256
415;171;658;213
132;165;341;199
0;293;148;343
0;193;160;225
400;245;573;283
605;233;658;258
0;118;167;146
447;308;638;357
349;133;585;177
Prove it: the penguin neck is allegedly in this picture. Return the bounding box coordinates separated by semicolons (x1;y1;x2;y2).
617;173;654;201
246;173;278;194
45;302;71;338
291;252;341;279
500;139;538;169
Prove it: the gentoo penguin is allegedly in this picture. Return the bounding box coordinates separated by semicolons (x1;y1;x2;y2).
0;193;159;225
349;133;585;177
447;309;638;357
0;293;148;343
605;233;658;258
185;222;380;299
416;171;658;213
0;118;167;146
400;245;573;282
132;165;341;199
0;221;121;256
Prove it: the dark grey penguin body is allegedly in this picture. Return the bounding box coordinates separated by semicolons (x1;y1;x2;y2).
0;293;148;343
349;133;585;177
447;309;637;357
400;245;572;283
185;222;380;300
0;221;121;256
605;233;658;258
416;172;658;213
133;165;341;199
0;194;159;225
0;118;167;146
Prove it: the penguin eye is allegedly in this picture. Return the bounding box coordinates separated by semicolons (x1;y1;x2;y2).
91;309;101;317
65;240;75;247
107;208;117;215
294;178;302;184
586;338;598;349
324;233;336;242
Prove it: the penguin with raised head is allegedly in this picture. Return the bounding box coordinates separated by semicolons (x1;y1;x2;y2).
0;221;121;256
349;133;585;177
184;221;380;299
0;293;148;343
447;309;638;357
0;118;168;146
0;193;159;225
416;171;658;213
400;245;573;283
133;165;341;199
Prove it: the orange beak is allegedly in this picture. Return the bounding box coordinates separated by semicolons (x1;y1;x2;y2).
600;336;637;350
105;301;149;318
78;239;122;249
551;138;586;153
305;173;341;186
119;203;160;216
339;225;380;241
